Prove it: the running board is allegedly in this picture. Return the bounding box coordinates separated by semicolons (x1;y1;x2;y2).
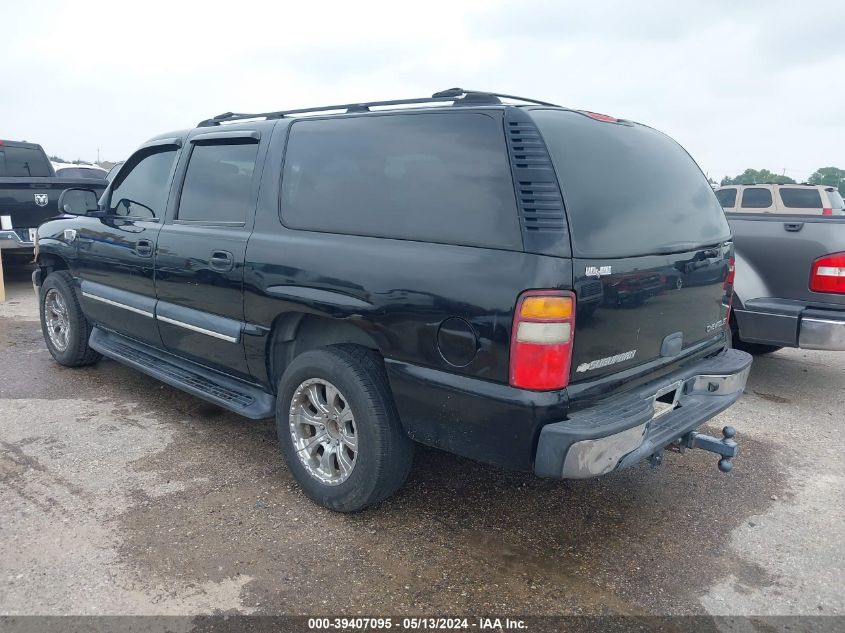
89;327;275;419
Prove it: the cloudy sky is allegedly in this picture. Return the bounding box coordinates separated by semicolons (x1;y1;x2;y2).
2;0;842;181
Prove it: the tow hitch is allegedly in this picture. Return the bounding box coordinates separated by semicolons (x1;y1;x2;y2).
661;426;739;472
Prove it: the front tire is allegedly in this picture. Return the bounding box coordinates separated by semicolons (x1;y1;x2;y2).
276;345;414;512
39;271;101;367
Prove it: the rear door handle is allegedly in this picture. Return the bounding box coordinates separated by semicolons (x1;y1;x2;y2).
783;222;804;232
135;239;153;257
209;250;234;271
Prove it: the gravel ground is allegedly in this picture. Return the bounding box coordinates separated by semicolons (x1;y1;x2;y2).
1;262;843;619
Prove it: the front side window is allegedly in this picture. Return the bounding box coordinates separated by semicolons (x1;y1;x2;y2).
715;188;737;209
109;147;178;218
280;112;521;249
779;187;822;209
177;141;259;223
740;188;773;209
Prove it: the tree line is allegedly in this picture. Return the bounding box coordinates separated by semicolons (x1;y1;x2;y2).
721;167;845;195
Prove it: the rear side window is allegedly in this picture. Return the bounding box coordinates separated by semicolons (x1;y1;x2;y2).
779;187;822;209
280;113;521;249
0;146;52;177
530;110;730;258
715;188;737;208
178;141;259;223
740;188;773;209
829;190;844;210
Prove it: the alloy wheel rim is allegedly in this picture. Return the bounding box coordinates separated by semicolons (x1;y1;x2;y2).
44;288;70;352
288;378;358;485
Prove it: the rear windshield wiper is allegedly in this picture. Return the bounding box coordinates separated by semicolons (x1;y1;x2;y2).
650;240;725;255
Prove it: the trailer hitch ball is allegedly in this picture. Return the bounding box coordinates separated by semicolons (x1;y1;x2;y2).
684;426;739;473
717;426;737;472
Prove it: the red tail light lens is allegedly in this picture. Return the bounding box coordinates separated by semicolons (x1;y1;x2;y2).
822;208;833;216
723;257;735;326
724;257;736;288
810;252;845;294
509;290;575;391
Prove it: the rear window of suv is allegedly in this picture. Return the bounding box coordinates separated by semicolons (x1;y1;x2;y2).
779;187;822;208
280;112;521;250
530;110;730;258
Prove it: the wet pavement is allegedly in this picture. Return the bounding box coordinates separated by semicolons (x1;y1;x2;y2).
1;262;843;618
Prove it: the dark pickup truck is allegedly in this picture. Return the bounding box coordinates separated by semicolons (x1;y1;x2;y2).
32;89;752;511
0;140;107;259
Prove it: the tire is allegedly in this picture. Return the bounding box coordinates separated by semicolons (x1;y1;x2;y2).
39;271;102;367
729;323;782;355
733;339;783;355
276;345;414;512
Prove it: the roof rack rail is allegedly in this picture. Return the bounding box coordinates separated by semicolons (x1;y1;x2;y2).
197;88;560;127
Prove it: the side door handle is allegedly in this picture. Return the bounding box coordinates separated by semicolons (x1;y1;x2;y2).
209;250;234;271
783;222;804;232
135;239;154;257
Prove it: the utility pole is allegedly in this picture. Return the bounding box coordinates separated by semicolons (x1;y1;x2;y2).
97;148;100;164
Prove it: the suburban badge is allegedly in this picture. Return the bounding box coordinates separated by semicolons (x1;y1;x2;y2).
585;265;612;277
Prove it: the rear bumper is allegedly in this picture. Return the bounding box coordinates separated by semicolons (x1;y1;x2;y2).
0;229;34;252
534;348;752;479
734;299;845;351
798;310;845;351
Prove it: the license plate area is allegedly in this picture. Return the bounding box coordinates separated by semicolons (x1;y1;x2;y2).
652;380;684;419
28;228;37;243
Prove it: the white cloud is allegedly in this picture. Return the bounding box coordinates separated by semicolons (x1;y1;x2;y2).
1;0;842;180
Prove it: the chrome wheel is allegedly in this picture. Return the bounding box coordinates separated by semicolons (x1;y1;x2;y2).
44;288;70;352
288;378;358;485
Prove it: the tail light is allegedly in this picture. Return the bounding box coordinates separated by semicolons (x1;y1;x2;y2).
723;257;736;327
724;257;736;290
509;290;575;391
810;252;845;294
822;208;833;216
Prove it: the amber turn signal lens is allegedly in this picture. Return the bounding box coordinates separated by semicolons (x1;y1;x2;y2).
519;296;573;319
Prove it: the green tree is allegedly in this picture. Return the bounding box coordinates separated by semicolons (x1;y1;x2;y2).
808;167;845;197
721;169;796;186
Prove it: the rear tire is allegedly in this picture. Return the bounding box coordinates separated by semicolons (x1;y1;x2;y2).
734;340;783;355
729;322;782;355
276;345;414;512
39;271;101;367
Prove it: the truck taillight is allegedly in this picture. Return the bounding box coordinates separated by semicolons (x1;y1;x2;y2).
810;252;845;294
509;291;575;391
822;208;833;216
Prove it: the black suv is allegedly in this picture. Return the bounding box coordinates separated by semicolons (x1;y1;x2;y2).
34;89;752;511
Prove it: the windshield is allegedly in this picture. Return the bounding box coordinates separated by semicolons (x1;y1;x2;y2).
0;146;53;177
531;109;731;258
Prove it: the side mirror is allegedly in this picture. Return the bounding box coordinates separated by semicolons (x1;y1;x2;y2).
58;188;99;216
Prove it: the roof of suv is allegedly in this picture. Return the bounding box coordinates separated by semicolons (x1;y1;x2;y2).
193;88;563;128
146;89;634;145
